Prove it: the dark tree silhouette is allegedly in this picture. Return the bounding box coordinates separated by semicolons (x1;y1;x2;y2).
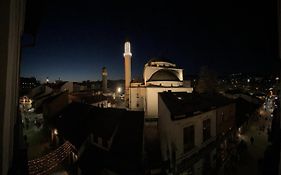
195;66;218;94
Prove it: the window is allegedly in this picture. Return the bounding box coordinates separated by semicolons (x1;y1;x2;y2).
183;125;195;152
203;119;211;142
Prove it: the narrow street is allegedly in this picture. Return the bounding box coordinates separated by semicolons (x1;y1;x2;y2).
21;108;48;160
226;106;272;175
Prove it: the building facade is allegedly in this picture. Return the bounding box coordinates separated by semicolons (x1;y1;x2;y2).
127;56;193;119
158;92;235;175
122;42;193;119
158;92;216;174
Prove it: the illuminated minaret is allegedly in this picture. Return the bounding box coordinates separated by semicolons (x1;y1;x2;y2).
123;41;132;107
102;67;107;93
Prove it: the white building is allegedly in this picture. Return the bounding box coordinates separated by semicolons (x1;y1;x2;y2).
127;57;193;119
122;42;193;119
158;92;217;175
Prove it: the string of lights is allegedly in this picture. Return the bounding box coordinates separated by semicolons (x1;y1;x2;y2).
28;141;77;175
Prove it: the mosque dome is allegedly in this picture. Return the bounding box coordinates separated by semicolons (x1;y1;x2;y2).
143;58;183;86
147;69;180;82
145;58;176;68
147;58;173;64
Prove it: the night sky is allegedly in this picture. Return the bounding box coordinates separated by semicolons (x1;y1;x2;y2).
21;0;279;82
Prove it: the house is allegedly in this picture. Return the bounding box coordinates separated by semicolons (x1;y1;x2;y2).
158;92;235;175
158;92;216;174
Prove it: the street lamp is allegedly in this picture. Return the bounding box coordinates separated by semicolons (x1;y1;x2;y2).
276;77;279;85
54;128;58;135
52;128;59;147
117;87;122;93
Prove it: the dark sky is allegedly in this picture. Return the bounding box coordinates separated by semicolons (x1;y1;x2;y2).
21;0;279;82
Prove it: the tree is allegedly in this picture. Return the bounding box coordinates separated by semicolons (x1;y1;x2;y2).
195;66;218;93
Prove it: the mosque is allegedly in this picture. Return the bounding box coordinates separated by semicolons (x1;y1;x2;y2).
123;41;193;120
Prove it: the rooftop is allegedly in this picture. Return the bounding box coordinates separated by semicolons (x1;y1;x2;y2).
46;82;66;90
145;58;176;68
147;58;173;64
53;102;144;174
82;94;108;104
159;91;234;120
53;102;143;149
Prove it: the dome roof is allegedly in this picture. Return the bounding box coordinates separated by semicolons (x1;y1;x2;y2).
145;58;176;68
147;58;173;64
147;69;180;82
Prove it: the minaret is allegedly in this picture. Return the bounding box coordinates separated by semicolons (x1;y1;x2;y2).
124;41;132;107
102;67;107;93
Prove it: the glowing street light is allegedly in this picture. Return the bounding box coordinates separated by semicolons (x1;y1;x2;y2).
53;129;58;135
117;87;122;93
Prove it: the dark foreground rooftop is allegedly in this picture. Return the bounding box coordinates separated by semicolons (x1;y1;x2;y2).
53;102;144;174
